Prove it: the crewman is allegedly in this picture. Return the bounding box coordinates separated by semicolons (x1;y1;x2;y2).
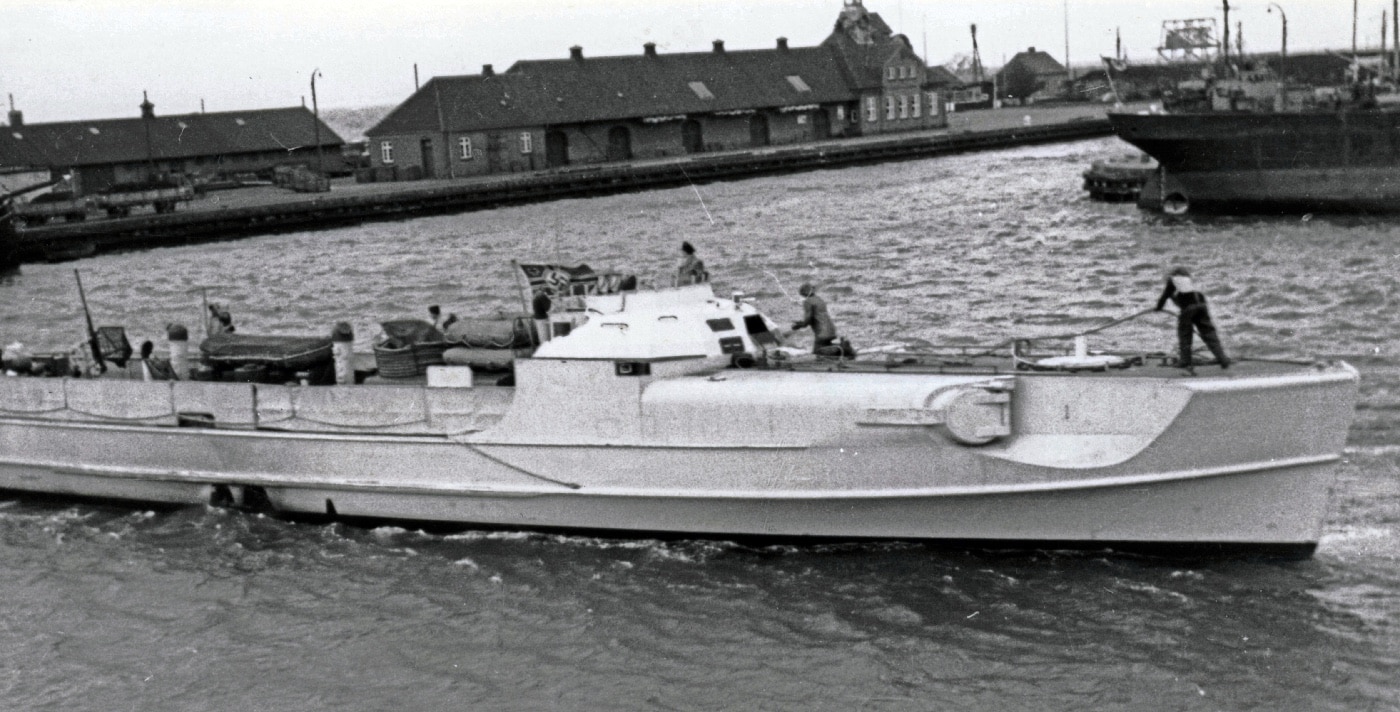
790;283;839;354
206;304;235;336
1154;266;1230;373
677;241;708;285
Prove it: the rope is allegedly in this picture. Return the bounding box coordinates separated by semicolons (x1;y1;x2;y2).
966;308;1169;357
465;443;582;490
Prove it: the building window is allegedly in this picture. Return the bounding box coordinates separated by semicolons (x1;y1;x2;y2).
519;132;533;154
912;93;921;118
898;95;908;119
887;67;896;80
459;137;474;160
885;95;895;120
865;96;877;122
688;81;715;100
836;105;845;121
380;141;394;164
927;92;938;116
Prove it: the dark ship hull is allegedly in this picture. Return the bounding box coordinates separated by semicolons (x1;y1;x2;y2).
1109;110;1400;214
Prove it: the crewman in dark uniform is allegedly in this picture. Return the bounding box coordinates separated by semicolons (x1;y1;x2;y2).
677;241;708;285
1155;267;1230;372
791;283;838;354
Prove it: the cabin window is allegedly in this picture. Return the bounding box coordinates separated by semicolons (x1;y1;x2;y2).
744;314;779;346
865;97;878;122
706;318;736;332
718;336;746;354
519;132;533;154
380;141;394;164
615;361;651;376
459;137;474;159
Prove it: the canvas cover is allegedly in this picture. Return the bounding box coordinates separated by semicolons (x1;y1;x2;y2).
200;333;333;369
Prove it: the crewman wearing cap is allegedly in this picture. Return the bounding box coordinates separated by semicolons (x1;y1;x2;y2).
1155;266;1230;372
791;283;838;354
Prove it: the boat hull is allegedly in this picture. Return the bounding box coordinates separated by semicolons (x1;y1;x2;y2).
1109;110;1400;212
0;365;1354;550
0;435;1338;552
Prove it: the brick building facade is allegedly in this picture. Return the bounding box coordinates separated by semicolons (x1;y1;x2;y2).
366;0;947;179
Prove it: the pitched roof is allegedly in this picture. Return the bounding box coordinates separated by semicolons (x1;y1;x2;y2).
923;65;963;87
0;107;345;169
1002;49;1067;77
368;46;854;136
820;11;916;89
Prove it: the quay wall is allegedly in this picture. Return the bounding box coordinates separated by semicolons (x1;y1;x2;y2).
6;106;1126;266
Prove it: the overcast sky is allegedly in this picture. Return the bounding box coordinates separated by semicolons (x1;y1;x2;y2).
0;0;1378;122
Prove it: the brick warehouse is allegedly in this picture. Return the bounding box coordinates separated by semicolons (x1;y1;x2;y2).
0;98;346;195
365;0;947;179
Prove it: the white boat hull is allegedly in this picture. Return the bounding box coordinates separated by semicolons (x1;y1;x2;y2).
0;284;1360;553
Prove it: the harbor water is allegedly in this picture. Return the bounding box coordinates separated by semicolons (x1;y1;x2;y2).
1;136;1397;711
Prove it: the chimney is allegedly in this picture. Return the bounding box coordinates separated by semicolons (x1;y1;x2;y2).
777;37;789;51
6;94;20;127
482;64;495;76
1028;47;1036;53
140;90;155;119
644;42;657;57
570;45;584;61
712;39;725;53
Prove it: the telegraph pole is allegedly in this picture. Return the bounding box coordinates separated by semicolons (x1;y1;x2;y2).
310;69;323;176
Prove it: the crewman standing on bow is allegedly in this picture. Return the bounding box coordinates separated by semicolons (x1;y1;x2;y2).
1155;266;1230;372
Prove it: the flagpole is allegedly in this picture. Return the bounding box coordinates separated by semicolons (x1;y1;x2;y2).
510;260;533;314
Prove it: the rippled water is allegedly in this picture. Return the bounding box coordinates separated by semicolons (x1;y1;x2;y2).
2;137;1398;711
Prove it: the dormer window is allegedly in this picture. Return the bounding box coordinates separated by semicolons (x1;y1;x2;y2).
786;75;811;93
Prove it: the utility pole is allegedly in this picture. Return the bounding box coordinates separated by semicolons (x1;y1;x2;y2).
310;69;323;176
1223;1;1231;69
1063;0;1073;81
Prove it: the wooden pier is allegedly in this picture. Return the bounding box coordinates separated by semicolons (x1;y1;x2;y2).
8;116;1113;265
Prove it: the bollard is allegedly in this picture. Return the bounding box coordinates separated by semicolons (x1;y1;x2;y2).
331;322;354;385
167;324;190;379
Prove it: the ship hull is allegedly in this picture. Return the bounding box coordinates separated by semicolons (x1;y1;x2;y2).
0;361;1358;552
1109;110;1400;213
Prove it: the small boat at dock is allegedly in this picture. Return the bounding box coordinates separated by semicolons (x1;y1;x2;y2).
0;275;1359;555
